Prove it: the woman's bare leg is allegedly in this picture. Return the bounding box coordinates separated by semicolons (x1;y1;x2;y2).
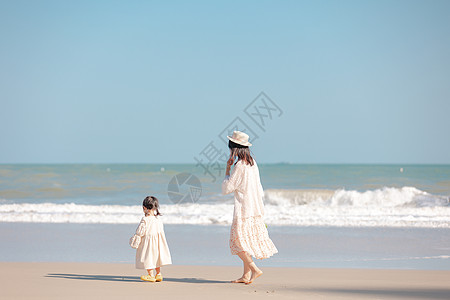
237;251;263;285
155;267;161;275
246;261;263;285
231;251;252;283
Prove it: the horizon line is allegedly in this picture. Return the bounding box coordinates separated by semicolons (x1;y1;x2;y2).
1;162;449;165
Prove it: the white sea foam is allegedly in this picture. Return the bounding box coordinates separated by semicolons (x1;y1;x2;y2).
264;186;449;207
0;187;449;227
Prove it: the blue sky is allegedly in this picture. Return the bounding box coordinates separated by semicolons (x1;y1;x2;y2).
1;0;449;164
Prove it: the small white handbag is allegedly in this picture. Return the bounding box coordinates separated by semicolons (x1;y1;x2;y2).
129;235;141;249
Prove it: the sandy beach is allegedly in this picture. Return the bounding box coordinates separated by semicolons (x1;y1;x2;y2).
1;262;449;300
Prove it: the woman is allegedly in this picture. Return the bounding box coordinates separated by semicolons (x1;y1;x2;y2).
222;131;278;285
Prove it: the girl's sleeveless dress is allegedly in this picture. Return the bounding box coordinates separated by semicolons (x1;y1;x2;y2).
134;215;172;269
222;160;278;259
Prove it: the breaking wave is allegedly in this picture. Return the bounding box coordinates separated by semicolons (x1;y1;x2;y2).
264;186;449;207
0;187;448;227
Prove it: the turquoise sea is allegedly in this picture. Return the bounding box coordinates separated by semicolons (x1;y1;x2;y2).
0;164;449;227
0;164;449;269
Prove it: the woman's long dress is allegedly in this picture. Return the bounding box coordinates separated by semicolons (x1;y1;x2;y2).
134;215;172;269
222;160;278;259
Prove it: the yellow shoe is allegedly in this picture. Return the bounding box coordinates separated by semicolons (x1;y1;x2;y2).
155;274;163;282
141;274;156;282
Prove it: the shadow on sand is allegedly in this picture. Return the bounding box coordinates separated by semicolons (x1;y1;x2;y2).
46;273;228;284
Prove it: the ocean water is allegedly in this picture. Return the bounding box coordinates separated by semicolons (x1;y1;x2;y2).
0;164;449;228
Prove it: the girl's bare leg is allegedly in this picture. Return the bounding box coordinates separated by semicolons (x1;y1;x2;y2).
146;269;152;276
231;251;252;283
155;267;163;282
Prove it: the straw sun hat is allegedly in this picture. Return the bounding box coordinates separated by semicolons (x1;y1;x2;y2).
227;131;252;147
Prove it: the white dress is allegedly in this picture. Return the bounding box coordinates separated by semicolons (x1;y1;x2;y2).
134;215;172;269
222;160;278;259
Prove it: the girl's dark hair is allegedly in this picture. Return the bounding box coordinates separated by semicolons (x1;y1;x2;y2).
143;196;162;216
228;140;254;166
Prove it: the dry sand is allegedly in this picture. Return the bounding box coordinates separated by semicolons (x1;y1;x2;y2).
1;262;449;300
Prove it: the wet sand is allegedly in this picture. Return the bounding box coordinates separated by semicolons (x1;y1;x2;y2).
2;223;449;270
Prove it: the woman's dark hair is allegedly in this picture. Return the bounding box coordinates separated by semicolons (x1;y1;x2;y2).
143;196;162;216
228;140;254;166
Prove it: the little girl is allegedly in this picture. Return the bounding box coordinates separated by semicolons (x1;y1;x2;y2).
130;196;172;282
